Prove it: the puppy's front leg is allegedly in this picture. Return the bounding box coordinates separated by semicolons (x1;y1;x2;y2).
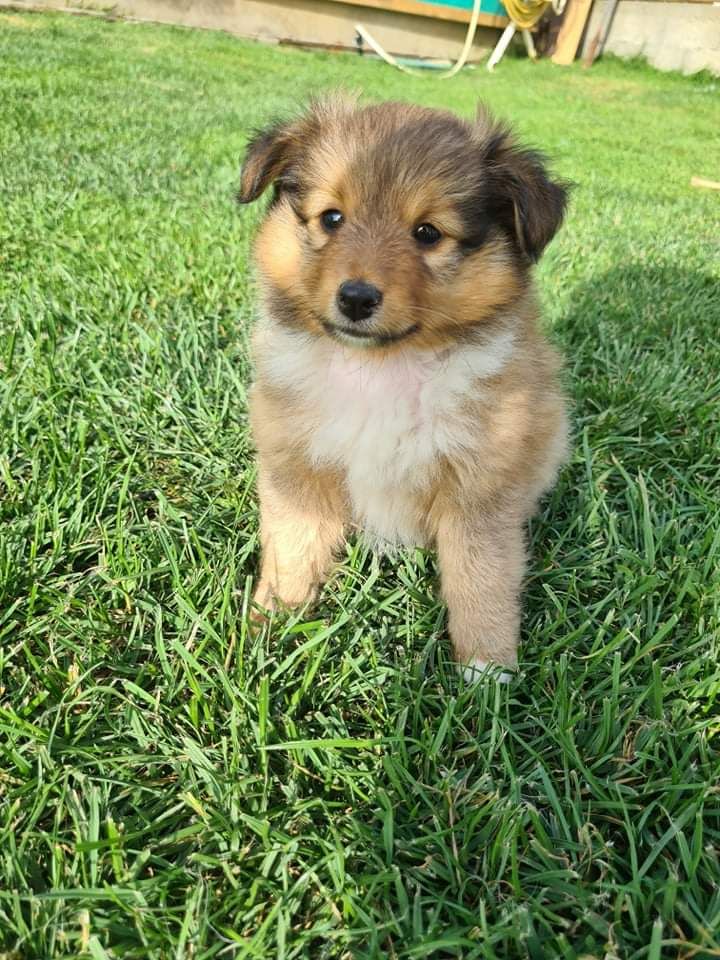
253;462;346;615
436;507;525;678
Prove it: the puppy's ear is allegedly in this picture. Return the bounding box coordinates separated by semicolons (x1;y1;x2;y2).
238;121;299;204
480;114;569;261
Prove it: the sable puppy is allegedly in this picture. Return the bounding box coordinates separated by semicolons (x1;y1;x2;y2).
238;97;569;680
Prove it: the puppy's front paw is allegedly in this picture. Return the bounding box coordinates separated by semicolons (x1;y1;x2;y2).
249;581;275;624
461;659;515;685
250;579;316;622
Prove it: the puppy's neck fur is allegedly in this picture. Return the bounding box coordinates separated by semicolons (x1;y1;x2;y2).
256;313;518;402
255;316;519;548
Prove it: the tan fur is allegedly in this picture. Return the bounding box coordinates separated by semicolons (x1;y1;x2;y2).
249;389;347;613
240;99;570;672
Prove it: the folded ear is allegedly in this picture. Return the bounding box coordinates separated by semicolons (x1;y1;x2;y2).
238;120;299;204
481;117;570;262
239;95;358;205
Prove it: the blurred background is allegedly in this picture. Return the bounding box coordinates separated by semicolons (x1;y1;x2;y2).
7;0;718;74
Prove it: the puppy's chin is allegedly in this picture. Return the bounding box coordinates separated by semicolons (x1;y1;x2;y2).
320;319;420;349
329;327;381;349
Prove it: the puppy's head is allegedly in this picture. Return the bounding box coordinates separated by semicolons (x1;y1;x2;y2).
239;97;568;350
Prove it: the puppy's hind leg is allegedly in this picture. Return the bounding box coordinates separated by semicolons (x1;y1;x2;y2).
436;507;525;682
253;463;346;617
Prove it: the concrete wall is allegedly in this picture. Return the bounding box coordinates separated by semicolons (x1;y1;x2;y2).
239;0;500;60
582;1;720;75
3;0;718;75
3;0;501;61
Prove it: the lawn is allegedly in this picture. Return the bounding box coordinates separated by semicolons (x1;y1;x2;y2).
1;9;719;958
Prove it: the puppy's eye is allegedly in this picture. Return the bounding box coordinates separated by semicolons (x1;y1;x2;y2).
413;223;442;246
321;209;344;232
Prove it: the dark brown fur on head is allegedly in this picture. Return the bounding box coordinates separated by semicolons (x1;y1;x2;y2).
239;97;568;350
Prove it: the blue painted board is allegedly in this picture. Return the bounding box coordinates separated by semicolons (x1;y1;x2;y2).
416;0;507;17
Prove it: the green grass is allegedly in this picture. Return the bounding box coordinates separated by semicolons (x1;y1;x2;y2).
1;9;719;958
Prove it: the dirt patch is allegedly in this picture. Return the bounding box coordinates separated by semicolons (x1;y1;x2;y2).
0;11;43;27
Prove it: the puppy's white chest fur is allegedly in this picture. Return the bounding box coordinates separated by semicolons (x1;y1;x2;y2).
259;325;515;547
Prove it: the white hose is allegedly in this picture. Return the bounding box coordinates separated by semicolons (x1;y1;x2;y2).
355;0;483;79
442;0;483;78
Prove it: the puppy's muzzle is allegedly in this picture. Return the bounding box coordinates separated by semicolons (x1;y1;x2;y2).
337;280;383;323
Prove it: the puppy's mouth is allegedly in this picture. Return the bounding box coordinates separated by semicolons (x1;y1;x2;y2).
321;319;419;347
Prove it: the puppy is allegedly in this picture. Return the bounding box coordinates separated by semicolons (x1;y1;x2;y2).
238;97;569;680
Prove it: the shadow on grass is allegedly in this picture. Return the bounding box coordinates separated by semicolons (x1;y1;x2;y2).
526;262;718;664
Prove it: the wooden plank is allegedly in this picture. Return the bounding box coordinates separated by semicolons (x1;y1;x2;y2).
582;0;617;65
325;0;509;28
691;176;720;191
551;0;594;64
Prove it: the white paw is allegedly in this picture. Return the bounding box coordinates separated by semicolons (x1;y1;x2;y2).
461;659;515;685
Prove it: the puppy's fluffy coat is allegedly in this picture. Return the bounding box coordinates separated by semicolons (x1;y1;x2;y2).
239;97;569;677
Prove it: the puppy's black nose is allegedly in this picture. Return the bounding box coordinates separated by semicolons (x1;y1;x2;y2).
337;280;383;322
